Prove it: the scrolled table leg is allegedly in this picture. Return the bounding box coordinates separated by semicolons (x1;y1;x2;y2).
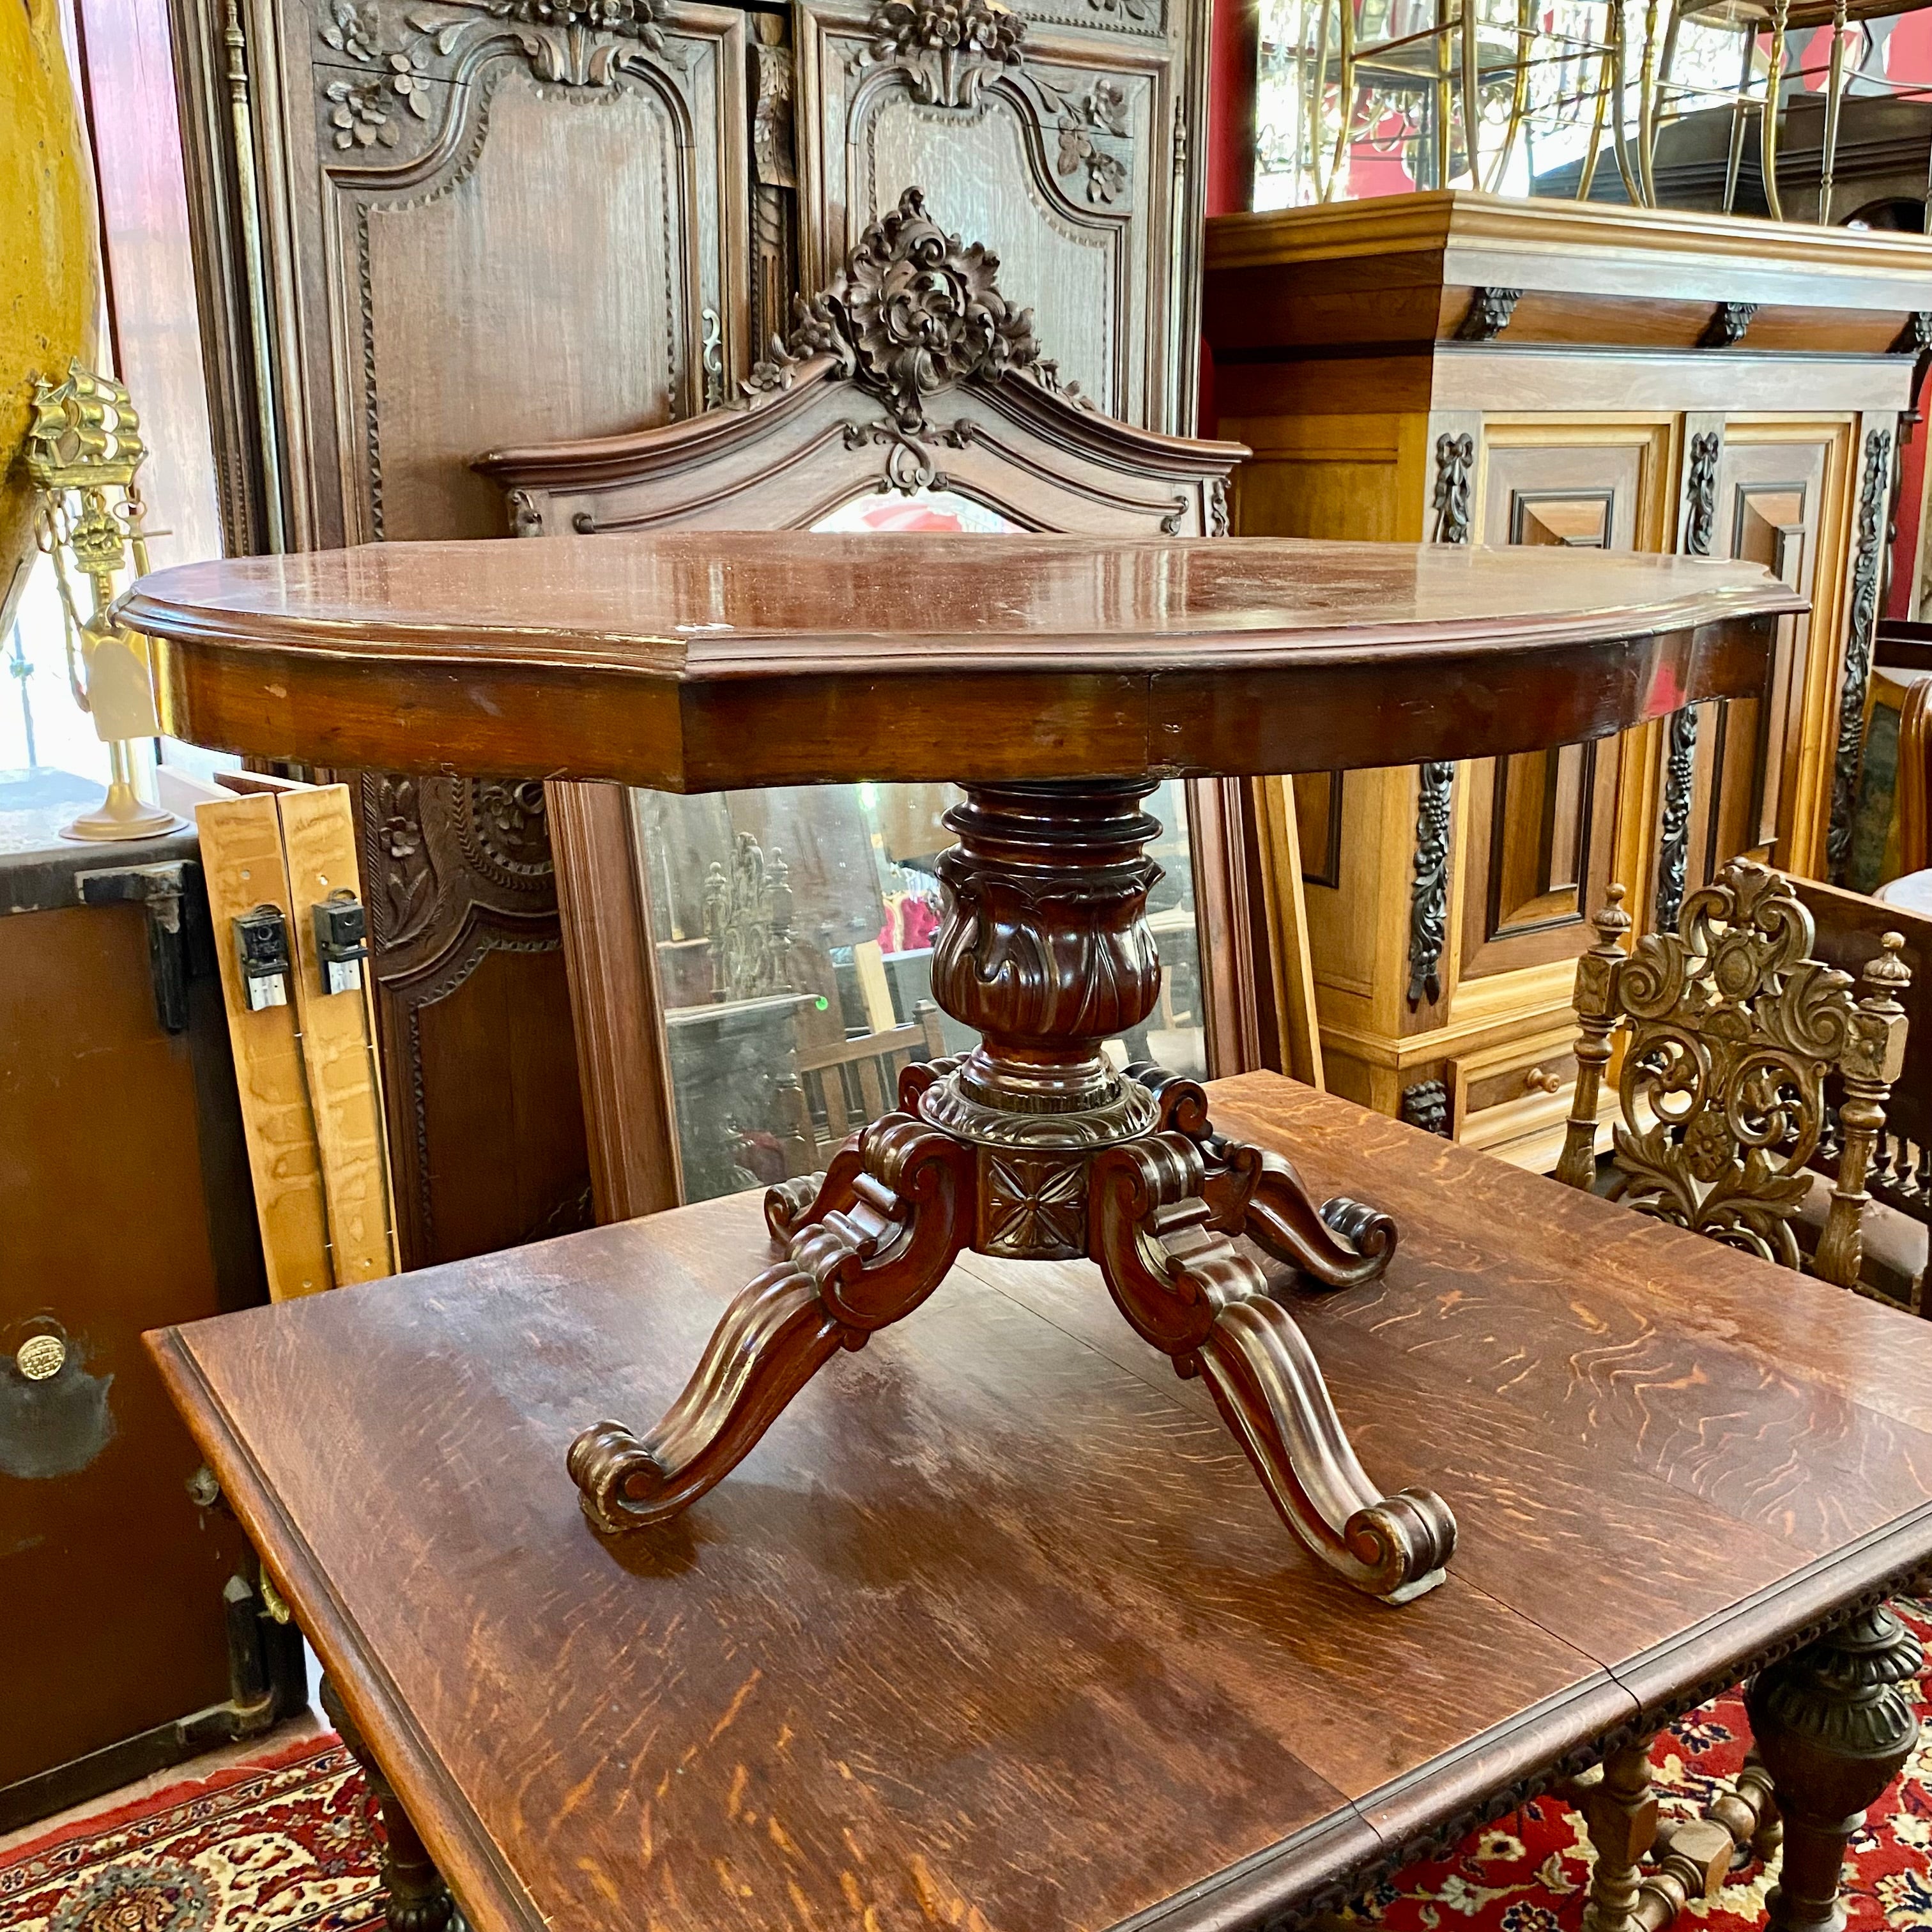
571;1114;974;1533
1745;1603;1924;1932
1089;1131;1453;1601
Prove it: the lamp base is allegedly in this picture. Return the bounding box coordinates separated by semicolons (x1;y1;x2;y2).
59;777;180;843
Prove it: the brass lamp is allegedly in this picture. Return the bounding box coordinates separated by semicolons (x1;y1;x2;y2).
25;360;179;842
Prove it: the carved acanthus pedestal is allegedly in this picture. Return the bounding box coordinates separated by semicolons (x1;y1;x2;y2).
571;779;1456;1602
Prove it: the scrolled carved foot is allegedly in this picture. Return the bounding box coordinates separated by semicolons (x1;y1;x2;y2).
1124;1065;1399;1290
1089;1131;1453;1601
572;1114;976;1535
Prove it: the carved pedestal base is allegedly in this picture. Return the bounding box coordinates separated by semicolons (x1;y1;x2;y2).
570;779;1457;1602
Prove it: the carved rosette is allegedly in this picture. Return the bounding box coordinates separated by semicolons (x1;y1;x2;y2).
981;1151;1087;1258
454;778;553;890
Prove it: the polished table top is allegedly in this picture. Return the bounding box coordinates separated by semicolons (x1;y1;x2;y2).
148;1076;1932;1932
120;532;1804;790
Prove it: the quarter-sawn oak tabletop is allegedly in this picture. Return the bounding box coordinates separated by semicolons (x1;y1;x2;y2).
148;1075;1932;1932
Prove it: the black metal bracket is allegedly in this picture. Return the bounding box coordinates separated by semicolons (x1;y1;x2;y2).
75;861;194;1034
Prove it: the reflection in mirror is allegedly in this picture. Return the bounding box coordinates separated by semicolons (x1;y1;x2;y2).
631;488;1209;1203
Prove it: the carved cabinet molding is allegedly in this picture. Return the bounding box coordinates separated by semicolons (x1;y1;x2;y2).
792;0;1207;433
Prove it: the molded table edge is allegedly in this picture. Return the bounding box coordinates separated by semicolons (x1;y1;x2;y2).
144;1328;551;1932
1114;1517;1932;1932
141;1305;1932;1932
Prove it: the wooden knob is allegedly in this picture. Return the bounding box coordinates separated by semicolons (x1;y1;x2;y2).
1524;1065;1562;1096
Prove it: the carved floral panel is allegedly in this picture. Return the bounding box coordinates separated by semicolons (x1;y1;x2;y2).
800;0;1176;430
295;0;747;546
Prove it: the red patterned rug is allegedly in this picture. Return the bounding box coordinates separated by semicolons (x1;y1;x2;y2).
0;1735;381;1932
3;1607;1926;1932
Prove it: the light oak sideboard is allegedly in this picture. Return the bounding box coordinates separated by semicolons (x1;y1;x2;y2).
1206;190;1931;1167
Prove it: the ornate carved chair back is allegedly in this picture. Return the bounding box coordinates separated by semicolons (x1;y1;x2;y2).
703;832;794;1004
1555;858;1912;1292
1781;873;1932;1309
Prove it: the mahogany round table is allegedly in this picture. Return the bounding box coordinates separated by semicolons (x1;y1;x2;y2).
122;530;1804;1606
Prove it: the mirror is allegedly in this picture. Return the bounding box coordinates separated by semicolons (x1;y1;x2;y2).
630;489;1210;1203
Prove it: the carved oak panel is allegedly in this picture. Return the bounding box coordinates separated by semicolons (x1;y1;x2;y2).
1458;440;1647;981
1666;433;1837;923
793;0;1202;433
284;0;749;547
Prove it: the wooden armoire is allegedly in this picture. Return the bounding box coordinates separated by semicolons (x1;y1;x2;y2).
167;0;1211;1264
1204;192;1932;1170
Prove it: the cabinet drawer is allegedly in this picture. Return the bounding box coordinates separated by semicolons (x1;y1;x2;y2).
1450;1034;1580;1160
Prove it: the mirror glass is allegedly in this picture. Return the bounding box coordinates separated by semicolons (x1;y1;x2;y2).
631;489;1209;1202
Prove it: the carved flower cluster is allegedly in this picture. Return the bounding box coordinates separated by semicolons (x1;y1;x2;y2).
848;215;1036;418
869;0;1024;65
746;188;1043;429
317;0;668;139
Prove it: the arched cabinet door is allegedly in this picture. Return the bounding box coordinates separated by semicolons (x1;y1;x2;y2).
792;0;1206;434
185;0;753;1267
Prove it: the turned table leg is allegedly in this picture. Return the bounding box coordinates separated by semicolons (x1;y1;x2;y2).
1745;1604;1924;1932
1575;1735;1659;1932
321;1676;459;1932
